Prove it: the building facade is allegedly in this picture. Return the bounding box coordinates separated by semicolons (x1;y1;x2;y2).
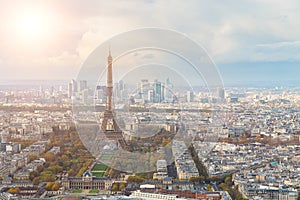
61;171;112;190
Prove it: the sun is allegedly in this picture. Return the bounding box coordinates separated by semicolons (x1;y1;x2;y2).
20;14;43;36
17;11;51;40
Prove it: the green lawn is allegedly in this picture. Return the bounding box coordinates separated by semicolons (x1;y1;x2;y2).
89;189;99;193
92;164;108;171
72;190;82;193
92;172;104;177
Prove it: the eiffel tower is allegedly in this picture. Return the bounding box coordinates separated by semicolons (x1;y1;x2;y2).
101;49;127;147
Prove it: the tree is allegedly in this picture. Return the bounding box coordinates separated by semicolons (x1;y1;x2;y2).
44;152;55;162
7;187;20;194
119;182;126;190
37;165;44;173
188;144;208;177
69;126;77;132
127;176;144;183
219;183;227;190
206;184;213;192
68;169;75;176
51;182;60;191
190;176;205;183
111;183;119;191
45;182;53;191
209;176;222;182
29;155;38;162
30;170;39;180
225;176;232;186
52;125;60;133
32;177;39;185
26;127;94;184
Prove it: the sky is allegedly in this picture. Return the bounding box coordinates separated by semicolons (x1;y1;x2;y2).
0;0;300;85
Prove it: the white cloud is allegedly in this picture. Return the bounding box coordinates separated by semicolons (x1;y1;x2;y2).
0;51;81;80
75;15;140;61
48;51;80;67
253;41;300;62
32;51;82;77
1;0;300;79
73;0;300;64
256;41;300;49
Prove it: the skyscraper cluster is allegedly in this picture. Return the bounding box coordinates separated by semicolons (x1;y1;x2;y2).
68;79;88;104
135;78;174;103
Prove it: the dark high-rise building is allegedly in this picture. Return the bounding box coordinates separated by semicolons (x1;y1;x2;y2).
217;87;225;100
155;80;163;103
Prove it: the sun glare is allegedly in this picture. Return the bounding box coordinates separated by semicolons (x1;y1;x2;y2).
17;11;51;40
21;15;43;35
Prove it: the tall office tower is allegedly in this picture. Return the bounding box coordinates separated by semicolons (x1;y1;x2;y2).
148;89;155;103
164;78;173;102
68;82;72;98
96;85;107;103
39;85;44;97
50;86;54;95
71;79;78;93
101;50;126;147
137;82;143;99
68;79;78;98
114;80;126;101
82;89;89;104
78;80;87;92
114;82;119;100
141;79;149;100
161;84;165;102
217;87;225;100
186;91;194;103
118;80;126;101
118;80;124;91
154;80;163;103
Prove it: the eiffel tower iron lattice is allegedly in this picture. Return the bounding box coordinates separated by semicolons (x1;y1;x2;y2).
101;49;127;148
